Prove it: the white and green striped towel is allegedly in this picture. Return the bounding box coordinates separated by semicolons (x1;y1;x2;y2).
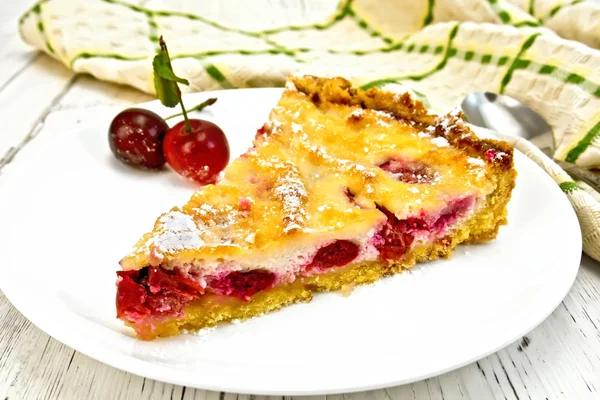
18;0;600;260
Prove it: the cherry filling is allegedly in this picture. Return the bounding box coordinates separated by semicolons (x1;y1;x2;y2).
375;206;428;261
116;266;276;322
432;197;474;230
115;199;475;322
374;197;474;261
116;267;205;322
379;159;435;184
210;270;276;301
306;240;360;271
255;124;269;139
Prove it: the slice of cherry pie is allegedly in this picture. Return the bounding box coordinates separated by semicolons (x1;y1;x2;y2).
116;75;516;340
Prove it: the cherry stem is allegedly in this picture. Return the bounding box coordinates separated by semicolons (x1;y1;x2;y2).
165;98;217;121
176;88;192;133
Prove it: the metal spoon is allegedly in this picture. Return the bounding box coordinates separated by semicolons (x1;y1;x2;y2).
461;92;600;191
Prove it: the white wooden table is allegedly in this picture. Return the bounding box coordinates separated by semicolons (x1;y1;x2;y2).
1;3;600;399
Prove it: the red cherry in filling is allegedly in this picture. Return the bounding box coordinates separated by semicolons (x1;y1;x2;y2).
376;207;428;261
116;267;206;320
379;159;435;184
307;240;359;270
210;270;276;301
116;271;149;320
108;108;169;169
163;119;230;184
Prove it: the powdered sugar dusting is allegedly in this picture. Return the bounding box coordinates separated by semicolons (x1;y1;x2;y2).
373;110;392;119
245;233;256;243
285;80;297;91
274;165;308;234
154;211;203;252
350;109;364;118
431;136;449;147
372;110;394;127
437;107;463;133
306;143;377;180
269;119;283;133
309;119;325;130
467;157;485;167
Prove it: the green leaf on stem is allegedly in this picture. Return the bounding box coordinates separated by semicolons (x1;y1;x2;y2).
153;36;189;108
153;73;180;108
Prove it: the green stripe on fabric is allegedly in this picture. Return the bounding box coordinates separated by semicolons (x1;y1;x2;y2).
539;64;556;74
204;64;235;89
70;47;302;66
412;24;459;81
513;59;531;69
528;0;535;16
566;73;585;85
100;0;354;63
102;0;302;57
145;11;160;51
360;24;459;89
422;0;435;27
102;0;260;38
261;37;305;62
499;33;540;93
498;11;511;23
347;8;395;44
26;0;352;40
69;53;147;68
559;181;583;193
487;0;540;27
513;20;541;28
31;3;55;55
103;0;144;12
487;0;512;23
18;0;47;25
173;48;304;59
258;0;354;35
543;0;583;22
566;120;600;162
523;61;600;98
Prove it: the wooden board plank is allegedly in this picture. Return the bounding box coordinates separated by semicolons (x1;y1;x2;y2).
0;1;39;93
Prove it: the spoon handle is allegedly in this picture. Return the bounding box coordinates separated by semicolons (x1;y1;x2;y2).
557;161;600;193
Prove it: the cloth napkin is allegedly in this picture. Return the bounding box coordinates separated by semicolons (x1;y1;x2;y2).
18;0;600;260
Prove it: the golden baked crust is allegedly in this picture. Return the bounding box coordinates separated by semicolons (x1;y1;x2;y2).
117;75;517;339
121;76;510;269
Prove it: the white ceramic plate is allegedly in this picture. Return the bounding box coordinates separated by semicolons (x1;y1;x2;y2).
0;89;581;395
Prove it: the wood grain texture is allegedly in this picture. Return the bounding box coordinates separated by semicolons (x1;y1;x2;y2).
1;3;600;399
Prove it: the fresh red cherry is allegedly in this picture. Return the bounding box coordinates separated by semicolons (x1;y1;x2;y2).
108;108;169;169
163;119;230;184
